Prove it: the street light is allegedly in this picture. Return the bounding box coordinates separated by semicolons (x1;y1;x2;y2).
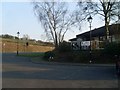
17;31;20;55
87;15;93;63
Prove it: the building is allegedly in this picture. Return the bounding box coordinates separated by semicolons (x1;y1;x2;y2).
69;23;120;50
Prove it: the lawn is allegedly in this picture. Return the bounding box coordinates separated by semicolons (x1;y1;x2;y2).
18;52;46;62
18;53;44;57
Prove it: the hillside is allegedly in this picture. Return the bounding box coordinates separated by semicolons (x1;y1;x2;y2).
0;38;54;53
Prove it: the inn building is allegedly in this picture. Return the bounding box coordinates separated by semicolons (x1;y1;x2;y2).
69;23;120;50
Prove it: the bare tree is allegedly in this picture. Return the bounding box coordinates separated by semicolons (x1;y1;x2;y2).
33;2;76;48
77;0;120;42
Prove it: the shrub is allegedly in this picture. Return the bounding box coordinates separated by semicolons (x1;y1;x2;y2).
2;34;15;39
57;41;71;53
43;51;55;60
104;42;120;56
53;52;73;62
73;50;115;64
92;50;114;63
73;51;91;63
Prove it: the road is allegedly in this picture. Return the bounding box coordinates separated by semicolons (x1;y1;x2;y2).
2;53;119;88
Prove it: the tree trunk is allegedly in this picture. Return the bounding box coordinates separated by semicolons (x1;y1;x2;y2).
105;16;110;44
54;32;59;48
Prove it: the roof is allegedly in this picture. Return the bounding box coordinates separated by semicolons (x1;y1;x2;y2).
69;38;77;41
76;24;120;40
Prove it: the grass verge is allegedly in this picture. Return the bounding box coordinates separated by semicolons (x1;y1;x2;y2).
17;53;44;57
17;52;46;63
31;57;45;62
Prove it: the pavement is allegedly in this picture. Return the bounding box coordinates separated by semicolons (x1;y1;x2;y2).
2;53;119;88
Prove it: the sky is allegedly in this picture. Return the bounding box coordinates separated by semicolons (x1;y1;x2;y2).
1;1;107;41
2;2;45;41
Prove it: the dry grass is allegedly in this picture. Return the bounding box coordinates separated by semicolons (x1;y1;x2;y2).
0;38;54;52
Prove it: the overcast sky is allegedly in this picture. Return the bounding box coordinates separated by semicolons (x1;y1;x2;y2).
1;1;107;41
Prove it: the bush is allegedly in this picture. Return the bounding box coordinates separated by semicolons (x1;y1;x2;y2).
73;51;90;63
54;52;74;62
2;34;15;39
57;41;71;53
92;50;114;63
104;42;120;56
73;50;115;64
44;51;55;60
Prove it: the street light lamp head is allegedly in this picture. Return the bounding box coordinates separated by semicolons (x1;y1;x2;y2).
87;15;93;23
17;32;20;34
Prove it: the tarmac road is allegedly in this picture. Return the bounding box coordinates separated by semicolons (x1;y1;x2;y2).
2;53;119;88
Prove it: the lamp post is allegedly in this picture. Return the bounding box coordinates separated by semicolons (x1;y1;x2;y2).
17;31;20;55
87;15;93;63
